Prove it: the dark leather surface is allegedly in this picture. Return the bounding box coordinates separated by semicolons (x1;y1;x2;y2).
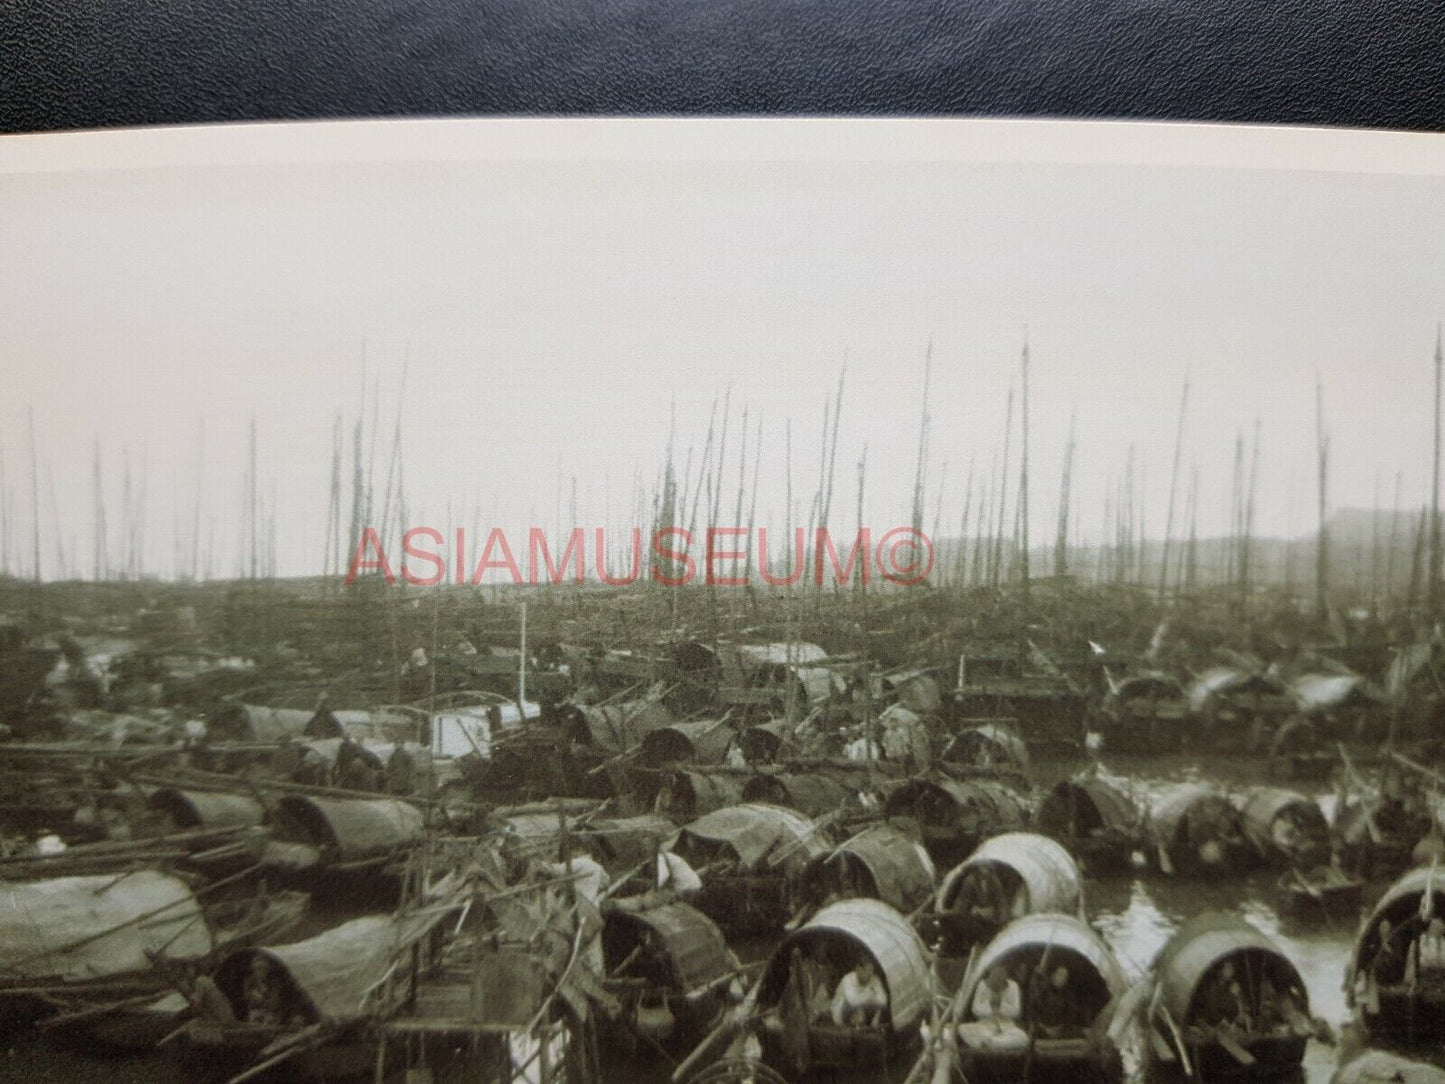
3;0;1444;133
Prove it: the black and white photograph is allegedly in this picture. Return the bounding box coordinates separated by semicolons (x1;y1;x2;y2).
3;117;1445;1084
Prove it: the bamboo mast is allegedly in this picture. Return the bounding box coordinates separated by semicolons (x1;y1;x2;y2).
1241;419;1261;605
730;404;749;583
1431;325;1443;616
92;439;108;582
911;341;934;539
1371;470;1382;614
27;407;41;582
854;442;867;595
1157;376;1190;601
821;365;846;591
1019;335;1031;599
993;390;1014;588
1316;379;1330;617
1055;414;1075;580
957;458;976;586
745;412;763;590
1184;463;1200;593
1387;471;1403;612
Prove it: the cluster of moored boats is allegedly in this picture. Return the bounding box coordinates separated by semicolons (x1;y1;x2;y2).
4;605;1445;1084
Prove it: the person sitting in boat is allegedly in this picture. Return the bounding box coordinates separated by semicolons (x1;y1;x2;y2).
243;956;285;1025
1196;963;1250;1031
1028;964;1083;1038
831;959;888;1028
174;960;236;1024
1407;918;1445;991
1373;918;1409;985
956;865;1012;930
971;964;1022;1028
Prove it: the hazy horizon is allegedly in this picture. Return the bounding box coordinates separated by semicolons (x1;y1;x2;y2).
3;122;1445;582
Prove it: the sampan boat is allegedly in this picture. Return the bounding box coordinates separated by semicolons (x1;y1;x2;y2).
929;832;1082;955
0;869;306;1022
882;777;1028;869
183;906;457;1080
1331;1051;1445;1084
667;803;831;935
1147;785;1254;877
1033;773;1146;876
600;899;740;1054
1347;865;1445;1046
1146;913;1314;1079
1234;787;1331;869
955;913;1129;1084
796;823;936;919
755;898;936;1076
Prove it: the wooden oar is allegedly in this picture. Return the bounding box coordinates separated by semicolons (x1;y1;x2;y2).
1215;1029;1256;1067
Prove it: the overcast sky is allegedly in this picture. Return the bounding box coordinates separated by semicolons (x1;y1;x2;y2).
2;122;1443;580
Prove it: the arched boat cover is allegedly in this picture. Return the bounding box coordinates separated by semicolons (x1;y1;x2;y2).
938;832;1081;916
672;803;827;872
0;870;213;981
1236;787;1328;839
1350;866;1445;974
884;778;1028;829
1108;671;1185;704
1036;776;1143;836
583;813;676;868
603;902;739;997
1150;785;1239;842
277;795;425;859
307;707;426;743
738;719;790;762
573;697;673;754
1290;673;1381;714
1151;913;1306;1025
802;824;937;913
661;770;749;818
735;643;829;668
148;787;265;830
213;909;449;1026
1187;668;1288;715
760;898;935;1030
639;719;734;767
209;703;313;743
942;725;1030;771
742;773;854;817
1332;1052;1445;1084
959;913;1128;1014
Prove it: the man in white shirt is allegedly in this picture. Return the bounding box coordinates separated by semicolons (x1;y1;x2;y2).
971;964;1022;1027
831;959;888;1027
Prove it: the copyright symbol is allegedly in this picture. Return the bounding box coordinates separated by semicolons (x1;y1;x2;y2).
875;527;933;586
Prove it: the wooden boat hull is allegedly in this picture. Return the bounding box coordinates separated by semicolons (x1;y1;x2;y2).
1362;985;1445;1046
1157;1031;1308;1079
1277;871;1363;917
760;1020;905;1074
958;1035;1123;1084
184;1020;375;1081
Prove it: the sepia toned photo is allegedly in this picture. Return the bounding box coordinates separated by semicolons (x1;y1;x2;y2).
3;118;1445;1084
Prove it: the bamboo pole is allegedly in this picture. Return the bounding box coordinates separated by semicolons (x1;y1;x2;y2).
1432;326;1443;616
912;340;934;538
1316;379;1330;616
1055;414;1075;581
1157;376;1189;601
1019;335;1031;599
